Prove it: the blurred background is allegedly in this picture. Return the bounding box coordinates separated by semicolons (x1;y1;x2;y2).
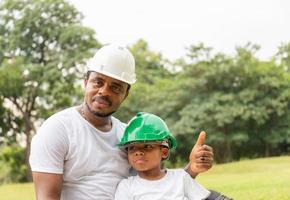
0;0;289;199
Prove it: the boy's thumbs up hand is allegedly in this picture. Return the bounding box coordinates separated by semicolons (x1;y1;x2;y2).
188;131;214;176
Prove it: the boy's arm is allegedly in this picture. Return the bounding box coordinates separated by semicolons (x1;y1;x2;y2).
186;131;214;178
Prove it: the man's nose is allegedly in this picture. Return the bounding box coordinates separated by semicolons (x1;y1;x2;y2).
98;84;110;96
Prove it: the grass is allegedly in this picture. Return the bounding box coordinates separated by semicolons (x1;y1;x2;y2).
0;183;34;200
0;156;289;200
198;156;290;199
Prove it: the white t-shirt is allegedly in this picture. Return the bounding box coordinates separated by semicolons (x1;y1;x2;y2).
29;107;130;200
114;169;210;200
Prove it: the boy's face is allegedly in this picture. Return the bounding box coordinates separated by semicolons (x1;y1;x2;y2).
126;142;169;173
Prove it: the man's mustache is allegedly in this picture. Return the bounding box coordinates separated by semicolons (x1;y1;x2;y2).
92;96;112;106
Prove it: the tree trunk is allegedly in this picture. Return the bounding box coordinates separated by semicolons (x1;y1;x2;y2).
23;112;35;182
264;128;272;157
25;127;32;182
8;98;35;182
223;127;232;163
265;142;270;157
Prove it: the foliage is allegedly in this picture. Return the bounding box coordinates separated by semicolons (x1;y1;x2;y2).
276;42;290;72
0;0;100;181
0;145;27;183
118;41;290;164
159;43;290;163
0;0;290;181
115;39;173;122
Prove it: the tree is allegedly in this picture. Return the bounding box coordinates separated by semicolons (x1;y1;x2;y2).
276;42;290;72
115;39;173;122
0;0;100;181
159;43;290;163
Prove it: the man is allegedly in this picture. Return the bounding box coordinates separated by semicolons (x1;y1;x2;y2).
29;44;218;200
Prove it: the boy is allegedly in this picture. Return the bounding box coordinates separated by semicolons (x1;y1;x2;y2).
115;112;210;200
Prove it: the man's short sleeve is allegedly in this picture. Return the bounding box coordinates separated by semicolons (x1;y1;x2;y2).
29;117;69;174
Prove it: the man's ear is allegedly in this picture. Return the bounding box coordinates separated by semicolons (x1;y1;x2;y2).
161;147;169;159
84;78;88;87
122;84;130;100
124;89;129;99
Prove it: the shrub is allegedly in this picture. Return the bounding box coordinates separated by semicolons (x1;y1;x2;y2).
0;145;27;183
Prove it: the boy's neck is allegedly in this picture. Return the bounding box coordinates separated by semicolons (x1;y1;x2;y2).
138;169;167;180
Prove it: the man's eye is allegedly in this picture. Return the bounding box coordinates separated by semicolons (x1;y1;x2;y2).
111;85;122;93
92;80;102;86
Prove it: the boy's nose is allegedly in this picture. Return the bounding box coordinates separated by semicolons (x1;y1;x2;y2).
134;149;144;156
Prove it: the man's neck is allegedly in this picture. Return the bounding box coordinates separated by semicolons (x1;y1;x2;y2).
78;105;112;132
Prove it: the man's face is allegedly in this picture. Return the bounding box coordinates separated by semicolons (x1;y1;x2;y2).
84;72;129;117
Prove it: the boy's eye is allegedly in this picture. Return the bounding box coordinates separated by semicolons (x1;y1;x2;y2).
127;146;136;152
144;144;153;151
126;144;159;153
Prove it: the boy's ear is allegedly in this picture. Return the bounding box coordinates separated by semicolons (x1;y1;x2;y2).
161;147;169;159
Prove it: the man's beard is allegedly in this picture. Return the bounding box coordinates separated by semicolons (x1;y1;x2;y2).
85;101;116;118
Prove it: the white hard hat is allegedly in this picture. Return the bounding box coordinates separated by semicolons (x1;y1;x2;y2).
87;44;136;85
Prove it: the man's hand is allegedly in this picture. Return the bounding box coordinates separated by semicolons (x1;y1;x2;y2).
188;131;214;177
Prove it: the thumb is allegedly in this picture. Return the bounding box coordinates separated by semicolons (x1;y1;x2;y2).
195;131;206;146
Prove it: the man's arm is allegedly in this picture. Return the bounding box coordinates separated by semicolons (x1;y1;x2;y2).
186;131;214;178
32;172;63;200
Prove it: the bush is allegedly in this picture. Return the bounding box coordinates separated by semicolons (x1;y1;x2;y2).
0;145;27;183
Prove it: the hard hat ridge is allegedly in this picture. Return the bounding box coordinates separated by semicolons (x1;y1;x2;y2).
87;44;136;84
119;112;177;149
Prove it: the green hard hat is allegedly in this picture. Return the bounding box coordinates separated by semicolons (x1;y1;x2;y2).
119;112;177;149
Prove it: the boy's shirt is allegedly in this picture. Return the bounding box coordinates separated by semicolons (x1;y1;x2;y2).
115;168;210;200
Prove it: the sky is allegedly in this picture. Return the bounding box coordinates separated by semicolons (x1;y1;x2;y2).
69;0;290;61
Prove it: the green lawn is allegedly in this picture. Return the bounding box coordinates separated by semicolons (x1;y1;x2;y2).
0;156;289;200
198;156;290;199
0;182;34;200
